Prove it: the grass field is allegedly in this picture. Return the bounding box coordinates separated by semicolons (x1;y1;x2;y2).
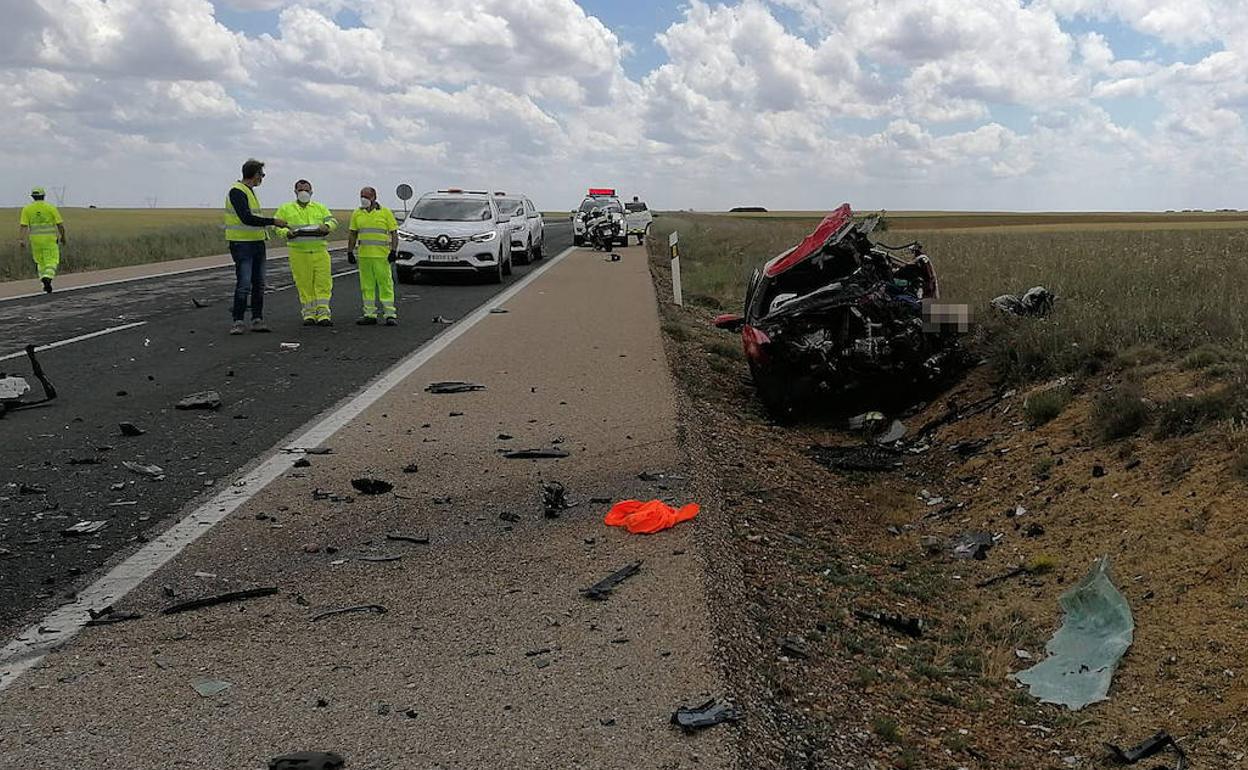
649;212;1248;382
0;207;353;281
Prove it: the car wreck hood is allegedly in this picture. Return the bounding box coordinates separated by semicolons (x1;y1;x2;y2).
763;203;854;278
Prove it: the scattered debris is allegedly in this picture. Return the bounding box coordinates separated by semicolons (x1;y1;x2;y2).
499;511;521;523
279;342;301;351
432;315;455;324
489;308;509;314
402;463;418;474
191;297;211;309
18;482;46;495
542;482;570;518
311;604;387;622
284;447;333;455
192;679;232;697
780;636;811;659
1105;731;1186;768
671;699;743;732
497;433;513;440
0;345;57;416
949;438;990;458
175;391;222;410
991;286;1056;317
425;381;486;394
976;565;1030;588
583;561;642;600
293;458;311;468
358;554;401;563
350;478;393;496
162;587;279;615
385;533;430;545
808;444;902;472
85;608;142;627
61;521;109;537
268;751;346;770
1093;464;1107;478
1023;523;1046;538
604;499;700;534
504;448;570;459
122;461;164;479
876;419;908;445
951;531;997;560
1014;557;1134;710
854;609;924;638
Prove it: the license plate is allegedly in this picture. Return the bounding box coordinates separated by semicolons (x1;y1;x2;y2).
427;254;459;262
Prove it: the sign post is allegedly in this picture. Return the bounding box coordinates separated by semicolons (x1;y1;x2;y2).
669;230;682;306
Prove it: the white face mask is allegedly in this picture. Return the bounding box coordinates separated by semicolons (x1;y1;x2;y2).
297;190;312;204
360;197;372;209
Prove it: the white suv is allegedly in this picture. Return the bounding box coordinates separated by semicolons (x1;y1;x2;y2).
572;188;627;248
395;189;513;283
624;197;653;245
493;193;544;265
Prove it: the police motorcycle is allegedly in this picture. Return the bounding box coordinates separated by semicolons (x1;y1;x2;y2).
581;207;619;251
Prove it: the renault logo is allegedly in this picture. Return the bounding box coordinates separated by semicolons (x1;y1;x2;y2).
436;234;451;248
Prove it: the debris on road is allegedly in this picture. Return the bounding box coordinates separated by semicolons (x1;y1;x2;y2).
385;533;430;545
175;390;222;410
952;531;998;560
780;636;811;659
402;463;418;473
504;448;570;460
425;381;486;394
85;608;142;627
432;315;455;324
991;286;1056;317
1014;557;1134;710
268;751;347;770
61;521;109;537
489;308;509;314
118;421;146;436
853;609;924;638
1105;731;1186;768
293;458;311;468
583;561;642;600
671;699;743;732
279;342;300;351
311;604;387;622
542;482;570;518
358;554;401;562
350;477;393;495
604;499;700;534
162;587;279;615
18;482;46;495
499;511;521;523
122;461;164;479
191;679;232;697
809;444;903;472
0;345;58;417
284;447;333;455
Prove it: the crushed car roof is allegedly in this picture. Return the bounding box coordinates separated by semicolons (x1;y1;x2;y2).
763;203;854;278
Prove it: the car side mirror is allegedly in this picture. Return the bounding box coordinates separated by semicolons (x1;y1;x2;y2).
712;313;745;332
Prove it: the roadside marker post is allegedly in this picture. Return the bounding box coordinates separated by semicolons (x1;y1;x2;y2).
669;230;683;306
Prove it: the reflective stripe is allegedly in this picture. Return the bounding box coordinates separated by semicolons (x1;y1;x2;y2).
356;228;390;235
28;225;58;234
358;239;389;247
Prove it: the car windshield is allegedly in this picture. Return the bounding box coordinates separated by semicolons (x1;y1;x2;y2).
625;202;648;212
579;198;620;213
494;198;522;216
411;198;493;221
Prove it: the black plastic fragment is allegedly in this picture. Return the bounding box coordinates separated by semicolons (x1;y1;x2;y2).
542;482;570;518
505;448;570;460
119;422;146;437
671;699;742;732
385;533;430;545
350;478;393;495
808;444;902;472
311;604;387;622
268;751;346;770
162;587;279;615
1105;731;1186;769
583;561;642;600
853;609;923;638
425;381;486;394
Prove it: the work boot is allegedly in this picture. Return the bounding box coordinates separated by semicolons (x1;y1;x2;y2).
41;277;52;294
251;319;271;333
384;317;398;326
229;321;246;335
317;318;334;327
356;316;378;326
302;318;317;326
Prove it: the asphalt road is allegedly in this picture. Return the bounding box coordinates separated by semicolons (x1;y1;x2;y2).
0;222;572;638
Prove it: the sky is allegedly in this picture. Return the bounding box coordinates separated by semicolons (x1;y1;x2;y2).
3;0;1248;212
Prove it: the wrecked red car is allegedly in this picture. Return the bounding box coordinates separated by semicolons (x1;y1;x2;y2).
714;204;962;420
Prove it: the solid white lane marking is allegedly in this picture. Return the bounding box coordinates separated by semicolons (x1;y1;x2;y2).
0;245;577;692
0;322;148;362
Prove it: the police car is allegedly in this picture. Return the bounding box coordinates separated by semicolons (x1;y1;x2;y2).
572;188;627;248
394;189;514;283
493;192;544;265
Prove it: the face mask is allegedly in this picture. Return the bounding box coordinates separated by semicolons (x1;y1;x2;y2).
360;197;372;209
297;191;312;204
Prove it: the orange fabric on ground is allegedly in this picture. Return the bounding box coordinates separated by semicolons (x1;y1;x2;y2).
604;499;700;534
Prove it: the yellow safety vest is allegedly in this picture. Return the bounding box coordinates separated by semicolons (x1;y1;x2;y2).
20;201;62;243
349;206;397;259
223;182;268;242
275;201;337;253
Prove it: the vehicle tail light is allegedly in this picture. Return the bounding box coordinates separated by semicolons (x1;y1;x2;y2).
742;325;770;363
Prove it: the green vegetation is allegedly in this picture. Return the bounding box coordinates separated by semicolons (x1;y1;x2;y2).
1024;386;1073;427
1155;389;1240;438
1;207;352;280
1090;385;1152;441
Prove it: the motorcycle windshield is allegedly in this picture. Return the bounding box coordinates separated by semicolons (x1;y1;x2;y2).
763;204;854;278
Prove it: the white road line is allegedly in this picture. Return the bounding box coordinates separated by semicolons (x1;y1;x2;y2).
0;245;576;693
0;321;148;363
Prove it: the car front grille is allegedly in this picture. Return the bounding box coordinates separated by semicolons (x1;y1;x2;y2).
413;234;467;253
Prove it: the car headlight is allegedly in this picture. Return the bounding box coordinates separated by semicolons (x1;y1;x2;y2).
397;231;416;242
469;231;497;243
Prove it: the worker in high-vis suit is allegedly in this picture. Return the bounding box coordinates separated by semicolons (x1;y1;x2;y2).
17;187;67;294
346;187;399;326
275;179;338;326
224;159;287;335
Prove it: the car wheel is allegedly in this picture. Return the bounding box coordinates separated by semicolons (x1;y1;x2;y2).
573;235;584;247
515;240;531;266
637;233;645;246
534;239;544;259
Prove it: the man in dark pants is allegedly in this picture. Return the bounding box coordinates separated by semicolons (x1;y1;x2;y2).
224;159;287;335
